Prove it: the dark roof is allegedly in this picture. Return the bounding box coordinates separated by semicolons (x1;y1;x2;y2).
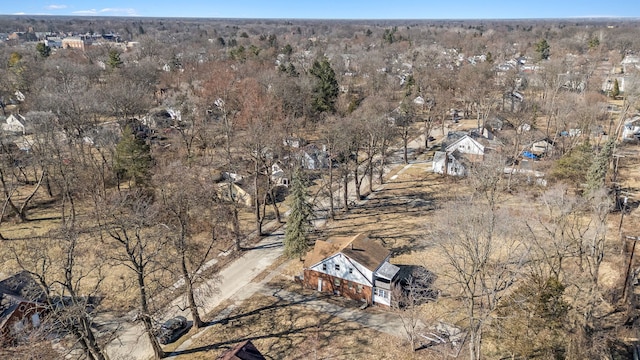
441;131;467;149
0;272;45;330
218;340;266;360
0;271;44;302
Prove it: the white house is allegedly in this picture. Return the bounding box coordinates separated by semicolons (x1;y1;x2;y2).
271;163;289;187
432;151;467;177
622;116;640;142
300;145;330;170
303;233;400;307
2;114;27;135
528;139;555;157
444;134;485;161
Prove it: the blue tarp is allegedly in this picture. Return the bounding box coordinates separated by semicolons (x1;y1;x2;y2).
522;151;538;159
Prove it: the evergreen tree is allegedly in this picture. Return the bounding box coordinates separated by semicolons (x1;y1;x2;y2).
549;141;592;186
310;57;339;114
585;138;614;196
36;43;51;58
611;78;620;98
108;49;123;69
284;168;313;259
535;39;551;60
114;125;152;188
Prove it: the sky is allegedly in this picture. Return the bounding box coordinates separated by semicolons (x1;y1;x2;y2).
2;1;640;19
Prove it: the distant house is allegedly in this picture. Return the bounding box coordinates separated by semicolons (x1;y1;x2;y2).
217;176;253;208
444;134;485;161
282;137;305;148
0;272;47;343
299;145;330;170
432;150;467;177
622;55;640;74
271;163;289;187
2;114;27;135
142;108;181;129
83;121;122;148
303;233;400;307
217;173;286;207
44;37;62;48
528;139;555;157
518;123;532;132
62;36;91;50
485;116;506;131
218;340;266;360
13;91;25;103
622;116;640;142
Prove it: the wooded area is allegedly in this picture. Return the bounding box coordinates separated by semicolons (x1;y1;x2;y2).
1;15;640;359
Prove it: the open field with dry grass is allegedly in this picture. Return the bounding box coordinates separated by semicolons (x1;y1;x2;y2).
0;182;285;313
167;291;436;360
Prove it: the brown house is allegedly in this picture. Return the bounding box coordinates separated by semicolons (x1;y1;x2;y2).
0;272;47;344
303;233;400;307
218;340;266;360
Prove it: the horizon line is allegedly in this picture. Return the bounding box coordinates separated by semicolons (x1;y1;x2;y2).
1;14;640;22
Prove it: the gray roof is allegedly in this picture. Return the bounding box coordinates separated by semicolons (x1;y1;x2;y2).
375;261;400;281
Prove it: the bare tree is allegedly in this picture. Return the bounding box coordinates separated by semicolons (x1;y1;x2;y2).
96;190;167;359
197;60;244;250
155;161;225;329
10;227;107;360
432;158;527;360
236;77;282;235
393;266;438;351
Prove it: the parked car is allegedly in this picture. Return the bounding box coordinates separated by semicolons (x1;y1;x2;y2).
156;316;191;345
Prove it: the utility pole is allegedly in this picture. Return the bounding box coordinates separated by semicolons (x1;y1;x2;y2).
622;235;640;302
619;195;629;233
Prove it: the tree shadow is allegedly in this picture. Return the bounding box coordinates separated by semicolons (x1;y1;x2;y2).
203;293;333;327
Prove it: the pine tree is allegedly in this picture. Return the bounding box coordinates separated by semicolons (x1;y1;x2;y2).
310;57;339;114
114;125;152;188
611;78;620;98
108;49;123;69
585;138;614;196
284;168;313;259
535;39;551;61
36;43;51;58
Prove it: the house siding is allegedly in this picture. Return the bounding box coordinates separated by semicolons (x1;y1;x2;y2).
303;269;372;304
433;156;466;176
445;136;484;161
0;302;44;341
309;253;372;286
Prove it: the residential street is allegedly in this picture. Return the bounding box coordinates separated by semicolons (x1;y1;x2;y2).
104;234;285;360
104;127;437;360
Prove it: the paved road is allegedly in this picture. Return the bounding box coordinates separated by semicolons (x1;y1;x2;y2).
104;126;441;360
105;234;285;360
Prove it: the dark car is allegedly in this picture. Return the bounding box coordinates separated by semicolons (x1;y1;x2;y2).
156;316;191;345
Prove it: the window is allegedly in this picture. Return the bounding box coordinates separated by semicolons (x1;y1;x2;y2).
349;267;353;274
374;288;388;299
322;263;327;271
348;281;354;290
335;264;340;271
357;285;363;293
334;278;341;287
